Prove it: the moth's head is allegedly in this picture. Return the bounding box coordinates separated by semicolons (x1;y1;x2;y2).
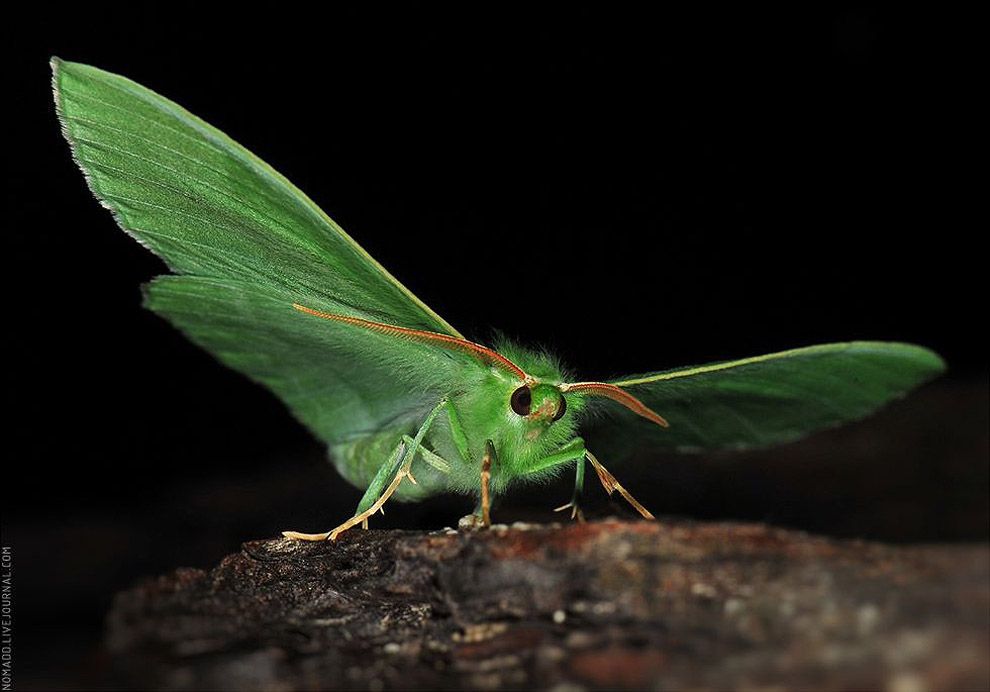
508;381;568;440
489;339;667;445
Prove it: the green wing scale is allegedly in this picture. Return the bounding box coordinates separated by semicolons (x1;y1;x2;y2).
603;341;945;452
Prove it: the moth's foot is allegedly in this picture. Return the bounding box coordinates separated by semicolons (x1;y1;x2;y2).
458;513;488;531
553;501;586;522
281;530;332;541
282;462;416;541
324;504;388;540
282;515;369;542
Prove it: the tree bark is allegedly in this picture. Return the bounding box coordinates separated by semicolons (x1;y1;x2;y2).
106;520;989;690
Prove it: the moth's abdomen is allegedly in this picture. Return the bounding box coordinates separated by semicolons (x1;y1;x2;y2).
330;429;446;502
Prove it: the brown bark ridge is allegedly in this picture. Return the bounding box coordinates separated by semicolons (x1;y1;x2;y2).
106;520;989;690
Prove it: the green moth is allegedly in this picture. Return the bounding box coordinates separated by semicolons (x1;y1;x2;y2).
52;58;945;540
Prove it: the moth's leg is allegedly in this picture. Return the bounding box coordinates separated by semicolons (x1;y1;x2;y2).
518;438;588;520
282;440;405;541
443;399;471;464
461;439;497;529
480;440;495;527
553;454;586;522
282;398;448;541
525;438;588;474
443;399;501;530
401;435;452;474
585;450;655;520
356;439;408;516
356;434;451;519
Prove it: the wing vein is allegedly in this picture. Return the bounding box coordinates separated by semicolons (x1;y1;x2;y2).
60;111;303;226
69;135;321;255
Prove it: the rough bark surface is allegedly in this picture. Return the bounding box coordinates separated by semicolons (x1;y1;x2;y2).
106;520;989;690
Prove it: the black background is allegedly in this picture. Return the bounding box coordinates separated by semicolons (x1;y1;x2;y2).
5;6;987;688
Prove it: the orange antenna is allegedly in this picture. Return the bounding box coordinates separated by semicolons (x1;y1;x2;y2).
559;381;669;428
292;303;528;380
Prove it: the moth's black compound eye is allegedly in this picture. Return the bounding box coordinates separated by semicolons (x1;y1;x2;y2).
553;395;567;422
510;386;532;416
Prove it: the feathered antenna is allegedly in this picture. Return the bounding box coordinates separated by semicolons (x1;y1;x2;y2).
292;304;529;381
559;381;669;428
